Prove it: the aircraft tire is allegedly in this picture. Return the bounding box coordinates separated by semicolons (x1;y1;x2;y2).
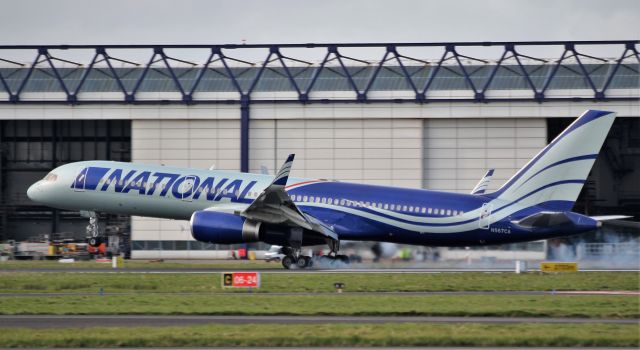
281;255;294;269
337;255;350;264
296;256;308;269
89;237;101;247
305;256;313;268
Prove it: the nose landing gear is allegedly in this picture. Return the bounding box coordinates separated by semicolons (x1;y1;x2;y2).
81;210;103;247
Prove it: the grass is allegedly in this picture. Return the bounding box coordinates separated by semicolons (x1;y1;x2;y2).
0;271;638;294
0;323;637;347
0;294;638;318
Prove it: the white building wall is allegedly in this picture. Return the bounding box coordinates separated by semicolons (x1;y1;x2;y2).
423;118;546;193
249;118;423;188
2;96;634;258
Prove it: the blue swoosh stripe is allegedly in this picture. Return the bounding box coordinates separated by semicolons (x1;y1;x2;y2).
493;179;585;214
516;154;598;189
299;179;586;228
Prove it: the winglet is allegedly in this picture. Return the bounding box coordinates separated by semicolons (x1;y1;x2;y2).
271;154;295;186
471;169;494;195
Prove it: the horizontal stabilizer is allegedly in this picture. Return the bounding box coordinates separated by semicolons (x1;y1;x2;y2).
589;215;633;221
512;211;572;228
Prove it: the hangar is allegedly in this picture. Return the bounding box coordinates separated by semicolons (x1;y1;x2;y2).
0;40;638;258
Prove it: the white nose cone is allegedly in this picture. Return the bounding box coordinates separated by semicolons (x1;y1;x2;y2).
26;183;41;202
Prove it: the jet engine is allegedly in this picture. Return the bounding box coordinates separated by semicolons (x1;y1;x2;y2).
190;211;261;244
190;210;328;246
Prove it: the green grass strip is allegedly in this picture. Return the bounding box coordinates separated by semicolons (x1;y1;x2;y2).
0;323;638;347
1;294;637;318
1;271;637;293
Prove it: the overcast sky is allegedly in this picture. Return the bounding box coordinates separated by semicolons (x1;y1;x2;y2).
0;0;638;61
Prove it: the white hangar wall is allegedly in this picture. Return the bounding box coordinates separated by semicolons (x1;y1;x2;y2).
126;100;640;258
1;98;637;258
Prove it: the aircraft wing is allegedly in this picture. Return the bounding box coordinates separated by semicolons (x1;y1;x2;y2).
470;169;494;195
241;154;338;241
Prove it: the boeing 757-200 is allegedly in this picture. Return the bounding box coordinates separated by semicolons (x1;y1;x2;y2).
27;110;631;269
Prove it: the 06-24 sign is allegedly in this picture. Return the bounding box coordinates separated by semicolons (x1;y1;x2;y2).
222;272;260;288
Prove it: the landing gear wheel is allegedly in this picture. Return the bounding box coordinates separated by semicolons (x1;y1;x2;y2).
336;255;350;264
89;237;101;247
296;256;308;269
282;255;294;269
305;256;313;268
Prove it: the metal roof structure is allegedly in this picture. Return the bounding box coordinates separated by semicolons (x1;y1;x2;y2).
0;40;638;172
0;41;637;104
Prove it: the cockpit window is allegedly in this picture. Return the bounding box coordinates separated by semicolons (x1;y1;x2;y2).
43;173;58;182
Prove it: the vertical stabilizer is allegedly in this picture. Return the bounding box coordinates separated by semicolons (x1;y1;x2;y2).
487;110;616;211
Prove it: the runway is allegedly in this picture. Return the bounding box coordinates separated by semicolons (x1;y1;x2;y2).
1;267;638;273
1;315;637;328
8;348;638;350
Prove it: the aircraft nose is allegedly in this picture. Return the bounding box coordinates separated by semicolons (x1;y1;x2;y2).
27;182;42;202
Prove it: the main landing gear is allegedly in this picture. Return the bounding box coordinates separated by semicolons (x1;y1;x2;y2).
280;247;314;269
279;240;351;270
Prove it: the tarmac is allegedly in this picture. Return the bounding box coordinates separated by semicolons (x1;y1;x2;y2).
3;348;637;350
1;268;638;273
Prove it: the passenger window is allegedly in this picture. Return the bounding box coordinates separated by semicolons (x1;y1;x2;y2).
383;204;389;210
402;205;407;211
446;210;451;216
340;199;346;206
421;207;426;213
303;195;308;202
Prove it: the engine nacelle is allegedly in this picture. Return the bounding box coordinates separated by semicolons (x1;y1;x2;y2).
190;211;261;244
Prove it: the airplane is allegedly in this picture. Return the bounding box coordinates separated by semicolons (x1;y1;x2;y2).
27;110;632;269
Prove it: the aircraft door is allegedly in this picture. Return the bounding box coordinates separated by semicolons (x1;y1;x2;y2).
479;203;492;229
181;176;197;202
73;167;89;192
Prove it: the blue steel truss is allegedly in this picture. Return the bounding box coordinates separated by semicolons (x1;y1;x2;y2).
0;40;638;171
